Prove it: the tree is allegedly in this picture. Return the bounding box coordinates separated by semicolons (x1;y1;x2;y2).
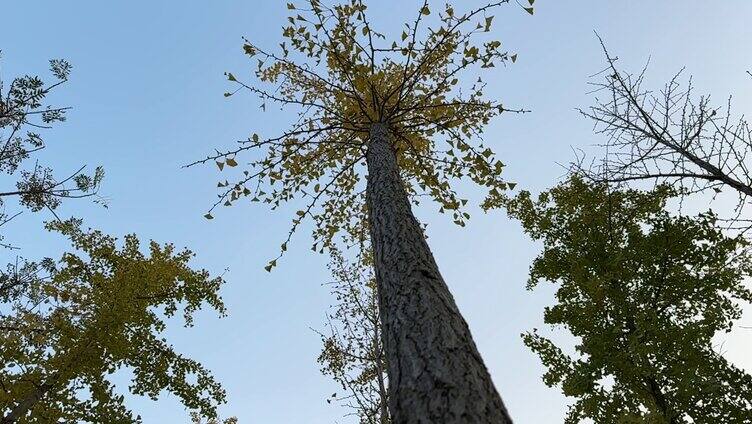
317;246;389;424
504;176;752;423
576;38;752;230
191;0;535;421
0;220;228;423
0;53;104;298
0;54;103;247
1;57;227;422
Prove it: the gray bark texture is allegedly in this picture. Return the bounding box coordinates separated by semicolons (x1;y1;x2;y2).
365;123;513;424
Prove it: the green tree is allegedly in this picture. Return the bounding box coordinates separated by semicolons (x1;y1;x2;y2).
504;176;752;423
1;57;227;422
192;1;535;421
1;221;227;423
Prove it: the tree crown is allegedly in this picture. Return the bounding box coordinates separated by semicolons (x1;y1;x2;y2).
505;177;752;423
190;0;533;269
1;220;227;422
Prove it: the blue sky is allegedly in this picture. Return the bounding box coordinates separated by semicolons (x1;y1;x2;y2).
2;1;751;422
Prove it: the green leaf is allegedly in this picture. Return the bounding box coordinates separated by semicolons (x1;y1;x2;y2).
420;5;430;15
226;72;237;82
204;213;214;219
523;6;534;15
484;16;494;31
216;161;225;171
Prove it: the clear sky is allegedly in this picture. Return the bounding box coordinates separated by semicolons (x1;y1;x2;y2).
2;1;751;422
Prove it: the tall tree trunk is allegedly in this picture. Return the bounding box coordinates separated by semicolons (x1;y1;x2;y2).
365;122;512;423
1;383;51;424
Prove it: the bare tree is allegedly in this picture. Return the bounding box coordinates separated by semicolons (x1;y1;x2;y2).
576;37;752;230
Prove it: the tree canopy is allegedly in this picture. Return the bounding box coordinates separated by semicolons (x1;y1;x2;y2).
505;176;752;423
1;220;227;423
1;58;228;423
191;0;533;269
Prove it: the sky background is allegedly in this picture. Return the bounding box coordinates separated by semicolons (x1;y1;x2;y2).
2;1;751;422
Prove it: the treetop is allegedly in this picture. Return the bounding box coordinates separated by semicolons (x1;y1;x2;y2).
191;0;534;270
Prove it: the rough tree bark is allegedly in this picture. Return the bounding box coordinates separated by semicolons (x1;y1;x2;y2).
365;122;512;424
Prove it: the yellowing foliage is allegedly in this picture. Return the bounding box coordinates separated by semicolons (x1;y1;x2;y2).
0;220;227;423
191;0;534;269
